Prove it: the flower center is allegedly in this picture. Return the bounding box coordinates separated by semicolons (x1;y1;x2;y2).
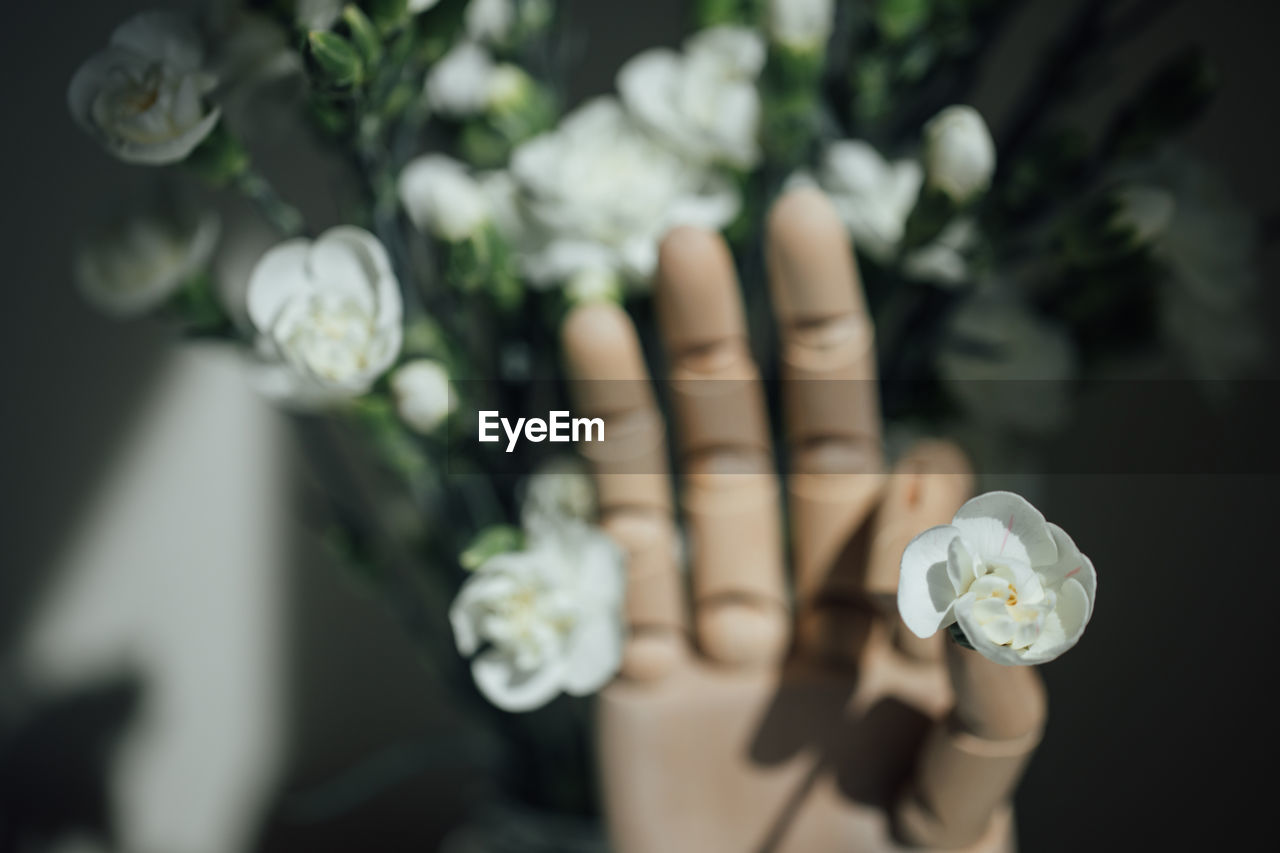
284;294;379;383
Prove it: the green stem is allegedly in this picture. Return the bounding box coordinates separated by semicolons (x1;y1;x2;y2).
235;170;306;237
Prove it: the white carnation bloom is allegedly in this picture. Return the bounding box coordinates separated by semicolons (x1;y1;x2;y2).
819;140;922;263
398;154;491;241
522;456;596;530
618;26;765;169
899;491;1097;665
450;521;625;711
247;227;403;402
391;359;456;434
923;105;996;204
509;97;740;287
901;218;978;287
425;42;495;117
68;11;220;165
767;0;834;51
75;207;220;317
465;0;516;44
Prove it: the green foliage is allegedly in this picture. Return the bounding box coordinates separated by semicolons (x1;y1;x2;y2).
460;525;525;570
184;121;250;186
306;29;366;90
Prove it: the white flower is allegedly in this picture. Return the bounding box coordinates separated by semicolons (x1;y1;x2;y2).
425;42;495;117
450;521;625;711
391;359;456;433
521;456;596;530
398;154;491;241
509;97;740;287
68;11;220;165
618;26;765;169
465;0;516;44
902;218;979;287
819;140;922;263
767;0;835;51
301;0;439;27
923;105;996;204
899;491;1097;665
937;295;1077;434
247;227;402;402
75;206;220;317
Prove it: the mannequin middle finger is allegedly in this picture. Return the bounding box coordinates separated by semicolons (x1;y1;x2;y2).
766;188;886;662
655;227;789;668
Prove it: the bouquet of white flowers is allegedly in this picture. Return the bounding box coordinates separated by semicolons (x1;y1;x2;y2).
69;0;1255;834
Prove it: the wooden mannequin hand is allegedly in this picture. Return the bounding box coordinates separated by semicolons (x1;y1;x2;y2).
561;189;1046;853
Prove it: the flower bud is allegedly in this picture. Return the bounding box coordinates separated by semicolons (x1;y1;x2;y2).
306;29;365;90
340;4;383;68
923;105;996;204
391;359;457;434
766;0;834;53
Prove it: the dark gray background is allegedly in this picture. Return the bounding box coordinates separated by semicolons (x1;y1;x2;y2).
3;1;1278;850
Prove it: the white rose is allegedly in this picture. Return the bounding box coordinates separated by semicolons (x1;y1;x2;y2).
521;456;596;530
899;491;1097;665
450;521;625;711
68;11;221;165
901;218;978;287
618;26;765;169
247;226;403;401
923;105;997;204
819;140;923;263
425;42;495;117
391;359;456;433
510;97;740;287
767;0;835;51
75;207;220;318
398;154;491;241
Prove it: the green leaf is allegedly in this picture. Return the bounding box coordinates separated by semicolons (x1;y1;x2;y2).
877;0;932;43
947;622;975;650
460;525;524;570
185;121;250;186
306;30;365;90
340;4;383;68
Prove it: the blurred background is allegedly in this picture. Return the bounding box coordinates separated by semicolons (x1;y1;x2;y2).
2;1;1277;851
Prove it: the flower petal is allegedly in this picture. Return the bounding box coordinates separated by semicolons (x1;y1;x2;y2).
1022;576;1091;664
952;490;1057;566
946;536;974;595
898;524;961;638
111;10;204;70
1039;522;1097;616
953;595;1027;666
246;239;312;332
562;616;623;696
471;650;567;712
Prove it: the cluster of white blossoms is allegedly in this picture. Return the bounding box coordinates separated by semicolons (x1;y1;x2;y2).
402;23;761;294
817;104;996;286
451;458;624;712
899;491;1097;665
69;11;221;165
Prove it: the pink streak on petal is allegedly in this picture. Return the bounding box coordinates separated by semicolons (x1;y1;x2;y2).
1066;566;1081;579
999;513;1014;555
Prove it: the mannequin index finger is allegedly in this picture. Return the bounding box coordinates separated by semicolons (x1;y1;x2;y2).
562;304;686;680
